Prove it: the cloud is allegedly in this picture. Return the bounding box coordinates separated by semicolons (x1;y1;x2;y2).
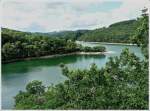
1;0;149;32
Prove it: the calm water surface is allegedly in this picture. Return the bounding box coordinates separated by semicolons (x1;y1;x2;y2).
2;42;143;109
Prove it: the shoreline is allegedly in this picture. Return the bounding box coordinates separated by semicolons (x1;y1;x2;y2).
2;42;137;64
3;51;110;64
76;41;137;46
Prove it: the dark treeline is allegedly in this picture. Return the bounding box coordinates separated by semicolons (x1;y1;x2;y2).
14;10;148;109
2;29;105;63
80;46;106;52
1;31;77;63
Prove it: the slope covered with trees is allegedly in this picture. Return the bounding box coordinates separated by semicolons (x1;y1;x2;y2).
43;30;89;41
14;10;148;109
78;20;138;43
1;28;105;63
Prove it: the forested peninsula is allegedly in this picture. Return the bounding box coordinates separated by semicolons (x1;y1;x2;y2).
1;29;105;63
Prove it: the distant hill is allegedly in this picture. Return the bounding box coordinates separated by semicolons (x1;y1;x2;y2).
2;19;138;43
1;28;89;41
78;20;138;43
43;30;90;40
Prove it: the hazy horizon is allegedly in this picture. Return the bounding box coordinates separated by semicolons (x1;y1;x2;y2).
2;19;137;33
2;0;149;32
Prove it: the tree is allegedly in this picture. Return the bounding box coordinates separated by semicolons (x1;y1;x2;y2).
131;8;149;58
26;80;45;95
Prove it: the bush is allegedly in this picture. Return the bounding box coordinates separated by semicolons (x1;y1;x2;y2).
80;46;106;52
26;80;45;95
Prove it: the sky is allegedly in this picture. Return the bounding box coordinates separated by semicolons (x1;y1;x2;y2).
1;0;149;32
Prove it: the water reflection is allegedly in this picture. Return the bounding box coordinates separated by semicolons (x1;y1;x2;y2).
2;54;106;75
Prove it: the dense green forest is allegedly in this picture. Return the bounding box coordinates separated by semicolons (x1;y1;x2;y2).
14;10;148;109
1;32;76;63
1;29;105;63
78;20;138;43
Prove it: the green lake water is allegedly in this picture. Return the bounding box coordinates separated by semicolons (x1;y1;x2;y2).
2;42;144;109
